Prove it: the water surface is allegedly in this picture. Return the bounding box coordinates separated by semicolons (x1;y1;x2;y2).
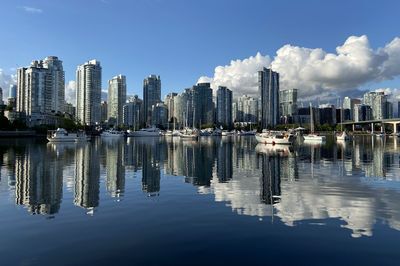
0;136;399;265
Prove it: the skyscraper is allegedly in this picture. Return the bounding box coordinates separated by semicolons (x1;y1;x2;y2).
152;102;168;128
236;95;259;123
174;88;193;128
123;95;143;129
16;56;65;125
192;82;214;127
259;68;279;129
107;74;127;126
216;86;233;126
363;91;388;120
0;87;3;105
164;92;178;123
76;60;102;125
279;88;298;123
343;96;361;121
143;75;161;126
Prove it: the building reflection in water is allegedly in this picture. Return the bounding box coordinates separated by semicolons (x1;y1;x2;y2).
2;135;400;237
74;142;100;213
103;138;125;199
125;138;162;196
14;144;63;215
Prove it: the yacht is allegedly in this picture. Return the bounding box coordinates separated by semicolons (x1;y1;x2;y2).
47;128;88;143
101;129;125;137
163;130;173;136
127;127;161;137
255;131;293;145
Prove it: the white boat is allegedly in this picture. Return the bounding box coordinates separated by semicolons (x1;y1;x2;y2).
336;131;349;141
240;130;256;136
127;127;161;137
179;128;198;140
304;103;326;143
255;131;293;145
172;130;181;137
221;130;234;136
47;128;88;143
163;130;173;136
303;134;326;142
101;129;125;137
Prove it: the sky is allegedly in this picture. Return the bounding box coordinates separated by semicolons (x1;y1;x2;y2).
1;0;400;105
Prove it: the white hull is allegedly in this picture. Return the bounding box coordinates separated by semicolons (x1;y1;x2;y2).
101;134;124;137
303;135;326;142
179;134;198;140
255;134;292;145
47;136;87;143
128;132;160;137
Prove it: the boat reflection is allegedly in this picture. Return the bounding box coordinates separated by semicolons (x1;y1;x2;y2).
1;135;400;237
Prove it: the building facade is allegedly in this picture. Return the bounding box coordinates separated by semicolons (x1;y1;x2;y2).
216;86;233;126
123;95;142;129
108;74;127;126
279;88;298;124
259;68;279;128
16;56;65;125
191;83;214;127
76;60;102;125
354;104;372;122
143;75;161;126
152;102;168;128
164;92;178;123
363;91;388;120
342;97;361;121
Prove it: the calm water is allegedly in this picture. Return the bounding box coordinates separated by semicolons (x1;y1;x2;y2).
1;136;400;265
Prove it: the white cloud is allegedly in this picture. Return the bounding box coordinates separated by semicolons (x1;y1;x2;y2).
19;6;43;14
198;52;271;97
0;69;17;101
65;80;76;105
199;35;400;101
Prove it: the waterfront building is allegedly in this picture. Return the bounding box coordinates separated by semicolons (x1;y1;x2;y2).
0;87;3;105
107;75;127;127
16;56;65;125
76;60;102;125
143;75;161;126
152;102;168;128
354;104;372;122
236;95;259;123
319;105;336;125
279;88;298;124
216;86;233;127
384;101;393;119
258;68;279;128
343;97;361;121
100;101;108;123
164;92;178;123
363;91;388;120
123;95;143;129
297;106;320;126
174;89;193;128
232;102;238;122
192;82;214;128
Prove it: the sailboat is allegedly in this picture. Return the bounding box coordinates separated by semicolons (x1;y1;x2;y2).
303;103;326;142
180;103;198;140
336;98;349;141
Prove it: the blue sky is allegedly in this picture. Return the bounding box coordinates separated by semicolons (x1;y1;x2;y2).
1;0;400;102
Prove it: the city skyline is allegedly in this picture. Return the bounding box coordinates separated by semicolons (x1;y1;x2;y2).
1;0;400;103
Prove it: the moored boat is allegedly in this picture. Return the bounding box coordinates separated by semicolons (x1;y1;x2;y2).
101;129;125;137
255;131;293;145
47;128;88;143
127;127;161;137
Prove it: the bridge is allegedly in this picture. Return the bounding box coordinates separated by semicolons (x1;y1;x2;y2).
339;118;400;133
